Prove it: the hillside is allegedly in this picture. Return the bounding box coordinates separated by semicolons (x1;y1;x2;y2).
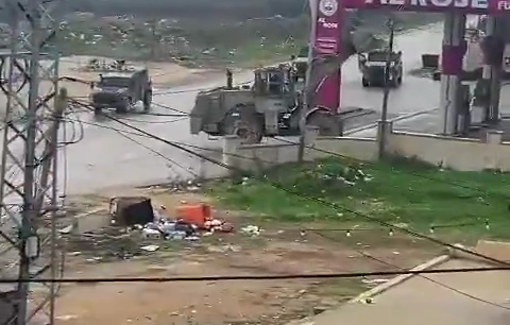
0;0;442;68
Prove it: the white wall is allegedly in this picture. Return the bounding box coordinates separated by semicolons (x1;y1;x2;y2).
222;123;510;172
387;127;510;171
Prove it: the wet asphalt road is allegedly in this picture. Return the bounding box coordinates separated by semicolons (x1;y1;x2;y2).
3;23;446;196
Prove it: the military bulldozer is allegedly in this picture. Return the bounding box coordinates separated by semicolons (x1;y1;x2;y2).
189;64;343;144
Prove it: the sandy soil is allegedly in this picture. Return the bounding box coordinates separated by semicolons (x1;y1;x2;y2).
45;189;441;325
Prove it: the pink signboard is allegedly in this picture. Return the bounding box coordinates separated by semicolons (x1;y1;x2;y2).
343;0;510;14
313;0;344;112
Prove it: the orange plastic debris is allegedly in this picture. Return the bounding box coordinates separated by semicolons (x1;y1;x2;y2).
176;203;211;228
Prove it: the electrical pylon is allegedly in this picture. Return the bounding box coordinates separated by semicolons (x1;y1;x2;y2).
0;0;65;324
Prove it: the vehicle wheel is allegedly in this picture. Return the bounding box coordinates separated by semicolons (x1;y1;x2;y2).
362;78;369;87
398;76;403;85
306;110;341;136
116;104;128;114
143;91;152;112
389;77;398;88
222;103;263;144
116;98;130;114
116;106;128;114
93;106;102;115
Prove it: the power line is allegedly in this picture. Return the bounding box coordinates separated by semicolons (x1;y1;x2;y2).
301;220;491;233
63;99;509;214
0;0;68;322
273;136;508;199
57;111;499;234
64;99;510;267
59;109;198;177
114;129;198;178
359;250;510;310
130;112;504;202
170;135;507;211
99;114;189;124
150;94;504;199
151;102;193;116
0;266;509;284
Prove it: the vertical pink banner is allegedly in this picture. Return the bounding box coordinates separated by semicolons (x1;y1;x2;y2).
313;0;344;113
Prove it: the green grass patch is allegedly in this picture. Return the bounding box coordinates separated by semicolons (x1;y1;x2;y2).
207;156;510;241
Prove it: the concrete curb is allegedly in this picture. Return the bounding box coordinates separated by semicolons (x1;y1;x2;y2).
283;254;450;325
344;107;439;136
349;254;450;303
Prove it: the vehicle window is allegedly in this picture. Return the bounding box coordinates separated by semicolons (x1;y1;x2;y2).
368;52;399;62
368;52;386;62
98;77;131;88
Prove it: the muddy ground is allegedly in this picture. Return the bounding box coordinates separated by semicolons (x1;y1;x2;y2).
42;187;443;325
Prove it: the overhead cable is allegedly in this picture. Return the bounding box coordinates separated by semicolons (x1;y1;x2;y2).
0;266;509;284
65;98;510;267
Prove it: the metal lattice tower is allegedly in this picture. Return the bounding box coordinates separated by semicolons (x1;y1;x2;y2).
0;0;65;324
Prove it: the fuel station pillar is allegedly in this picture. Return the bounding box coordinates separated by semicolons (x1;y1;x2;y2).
481;17;504;124
439;13;466;135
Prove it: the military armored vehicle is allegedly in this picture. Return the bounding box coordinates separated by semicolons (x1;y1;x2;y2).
91;67;152;114
358;50;403;87
189;64;343;144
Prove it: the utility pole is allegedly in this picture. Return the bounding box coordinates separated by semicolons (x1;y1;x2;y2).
378;17;395;159
297;0;317;163
0;0;64;324
487;17;502;125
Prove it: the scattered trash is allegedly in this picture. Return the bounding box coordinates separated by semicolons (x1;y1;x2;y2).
312;306;328;315
61;199;237;260
206;244;241;253
85;256;102;263
142;228;161;239
110;196;155;226
361;297;374;304
56;315;78;321
140;245;160;252
59;225;74;234
176;203;211;228
125;201;236;243
362;278;389;286
219;222;234;233
241;225;261;236
167;230;187;240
